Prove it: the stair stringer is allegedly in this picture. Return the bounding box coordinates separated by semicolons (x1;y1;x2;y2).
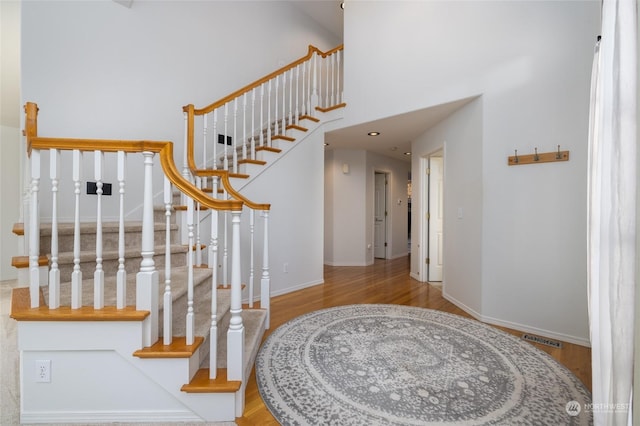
223;108;345;192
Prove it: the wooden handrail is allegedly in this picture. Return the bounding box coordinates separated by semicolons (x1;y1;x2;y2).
184;44;343;116
25;103;243;211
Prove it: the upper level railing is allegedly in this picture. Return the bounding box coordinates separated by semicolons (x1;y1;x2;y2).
23;102;262;381
182;44;344;179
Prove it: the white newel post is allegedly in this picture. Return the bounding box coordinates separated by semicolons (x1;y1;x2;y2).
49;149;60;309
29;149;41;308
248;209;255;308
261;211;271;329
136;151;159;347
209;188;219;379
186;196;195;345
227;208;244;381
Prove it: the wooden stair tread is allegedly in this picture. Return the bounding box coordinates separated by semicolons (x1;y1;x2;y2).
11;255;48;268
12;222;24;236
229;173;249;179
133;336;204;358
271;134;295;142
286;124;308;132
181;368;241;393
256;146;282;154
10;287;149;321
174;205;211;211
316;102;347;113
299;114;320;123
238;159;267;166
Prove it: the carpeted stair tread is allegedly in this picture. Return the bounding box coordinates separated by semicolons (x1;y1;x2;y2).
53;244;187;264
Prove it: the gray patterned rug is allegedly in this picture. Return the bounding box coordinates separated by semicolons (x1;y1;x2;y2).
256;304;592;425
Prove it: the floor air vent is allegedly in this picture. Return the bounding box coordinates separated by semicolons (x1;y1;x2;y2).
522;334;562;348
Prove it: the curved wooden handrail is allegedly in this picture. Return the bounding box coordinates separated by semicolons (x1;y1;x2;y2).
183;44;343;115
25;103;243;211
192;168;271;211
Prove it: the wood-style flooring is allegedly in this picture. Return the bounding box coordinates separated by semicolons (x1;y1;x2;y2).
237;256;592;425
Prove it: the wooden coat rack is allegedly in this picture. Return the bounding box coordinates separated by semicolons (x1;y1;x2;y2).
508;146;569;166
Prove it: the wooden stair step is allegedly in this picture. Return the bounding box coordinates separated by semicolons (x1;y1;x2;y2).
286;124;308;132
11;255;48;268
133;336;204;358
316;102;347;113
256;146;282;154
181;368;241;393
238;159;267;166
10;287;149;321
299;114;320;122
271;134;295;142
12;222;24;236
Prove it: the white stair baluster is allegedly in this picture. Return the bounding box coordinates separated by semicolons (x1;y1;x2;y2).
274;76;279;135
116;151;127;309
48;149;60;309
324;54;330;107
94;150;104;309
330;53;336;106
227;208;244;384
163;176;173;345
71;150;83;309
311;52;319;113
202;113;208;189
248;209;255;308
337;49;343;104
259;84;265;148
136;151;159;347
251;88;256;160
288;68;293;127
295;65;300;125
302;61;308;116
242;92;247;162
186;196;195;345
282;72;287;130
223;103;229;171
223;209;228;287
212;109;218;170
29;149;41;308
267;80;272;146
261;210;271;329
182;111;190;182
195;176;202;267
233;98;238;172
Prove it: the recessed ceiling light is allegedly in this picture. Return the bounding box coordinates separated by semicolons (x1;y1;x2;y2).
340;2;344;9
324;143;329;146
368;131;380;136
404;152;411;156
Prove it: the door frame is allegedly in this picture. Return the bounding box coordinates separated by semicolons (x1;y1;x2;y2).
373;170;390;260
419;146;445;282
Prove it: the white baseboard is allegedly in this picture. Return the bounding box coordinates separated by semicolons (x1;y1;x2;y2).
443;291;591;348
21;409;203;424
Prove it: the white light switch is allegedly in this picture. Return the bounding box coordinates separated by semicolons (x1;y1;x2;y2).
457;207;463;219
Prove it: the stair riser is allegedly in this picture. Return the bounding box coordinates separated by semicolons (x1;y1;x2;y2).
54;248;188;280
40;226;179;255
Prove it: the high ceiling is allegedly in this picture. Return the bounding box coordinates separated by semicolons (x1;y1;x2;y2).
292;1;475;163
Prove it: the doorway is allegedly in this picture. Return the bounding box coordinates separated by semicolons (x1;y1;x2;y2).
425;151;444;282
374;172;388;259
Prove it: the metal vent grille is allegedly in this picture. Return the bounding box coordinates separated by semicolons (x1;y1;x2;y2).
522;334;562;348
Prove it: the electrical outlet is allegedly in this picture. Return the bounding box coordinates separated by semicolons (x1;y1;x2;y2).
35;359;51;383
283;263;288;273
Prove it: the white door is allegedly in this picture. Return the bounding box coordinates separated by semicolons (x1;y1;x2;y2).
428;156;444;281
374;172;387;259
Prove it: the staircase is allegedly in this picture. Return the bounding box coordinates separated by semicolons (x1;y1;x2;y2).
10;43;344;423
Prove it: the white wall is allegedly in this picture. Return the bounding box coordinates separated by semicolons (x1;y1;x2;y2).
324;147;410;266
0;0;22;281
412;98;483;315
345;1;600;345
21;0;340;221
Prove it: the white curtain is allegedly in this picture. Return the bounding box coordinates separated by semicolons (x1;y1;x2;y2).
587;0;637;425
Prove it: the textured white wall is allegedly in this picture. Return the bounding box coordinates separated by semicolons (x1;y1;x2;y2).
345;1;600;345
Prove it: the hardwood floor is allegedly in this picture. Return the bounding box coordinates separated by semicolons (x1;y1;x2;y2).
237;256;592;425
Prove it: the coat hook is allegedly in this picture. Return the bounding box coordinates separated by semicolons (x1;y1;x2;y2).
514;149;519;164
534;147;539;161
556;145;561;159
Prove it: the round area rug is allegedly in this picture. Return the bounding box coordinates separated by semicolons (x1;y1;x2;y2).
256;304;592;425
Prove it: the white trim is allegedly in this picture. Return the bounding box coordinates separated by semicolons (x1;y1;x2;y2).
443;290;591;348
21;409;202;424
